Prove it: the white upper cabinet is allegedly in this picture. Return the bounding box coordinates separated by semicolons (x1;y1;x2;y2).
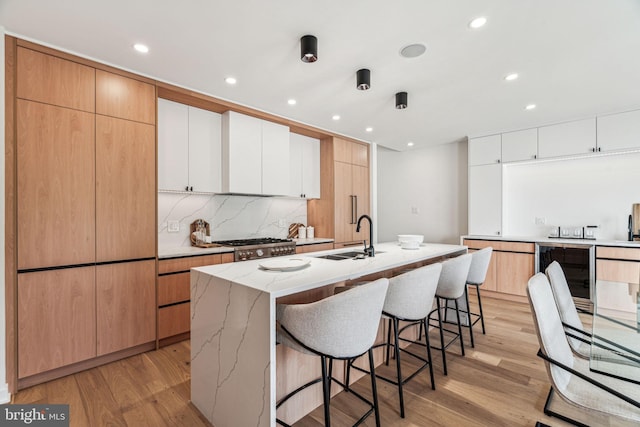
538;118;596;159
468;134;501;166
501;128;538;162
222;111;290;195
158;99;222;193
289;133;320;198
597;109;640;153
468;164;502;236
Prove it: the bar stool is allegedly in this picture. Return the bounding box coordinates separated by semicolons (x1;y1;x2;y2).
428;253;472;375
350;263;442;418
463;247;493;347
275;278;389;427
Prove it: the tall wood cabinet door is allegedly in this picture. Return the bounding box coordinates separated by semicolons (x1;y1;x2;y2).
96;116;156;262
17;47;95;112
157;98;189;191
496;252;534;296
18;267;96;378
96;70;155;125
352;165;370;243
17;100;96;270
334;162;355;243
96;260;156;356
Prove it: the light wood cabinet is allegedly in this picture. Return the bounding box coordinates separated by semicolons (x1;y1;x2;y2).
501;128;538;162
334;163;370;244
468;134;501;166
17;100;96;270
538;118;596;158
18;267;97;378
157;253;234;345
289;133;320;199
96;70;155;125
596;246;640;284
96;116;156;262
464;239;534;297
295;243;334;254
157;99;222;193
222;111;290;195
16;46;95;112
96;260;156;356
334;137;368;167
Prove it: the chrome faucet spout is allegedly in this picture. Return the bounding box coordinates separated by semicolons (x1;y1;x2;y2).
356;214;375;257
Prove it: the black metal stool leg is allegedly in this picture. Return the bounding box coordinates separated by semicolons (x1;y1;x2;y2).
368;348;381;427
320;355;331;427
423;318;435;390
465;286;475;348
392;318;406;418
385;317;392;365
454;298;465;356
475;283;486;334
435;296;447;375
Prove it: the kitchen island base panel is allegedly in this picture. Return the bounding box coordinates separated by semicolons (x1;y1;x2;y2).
191;271;272;427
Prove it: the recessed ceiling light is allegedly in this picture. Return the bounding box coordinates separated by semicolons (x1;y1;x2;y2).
407;142;414;147
365;127;373;132
133;43;149;53
332;115;340;121
225;77;237;85
400;43;427;58
287;99;297;105
505;73;519;81
469;17;487;29
525;104;537;110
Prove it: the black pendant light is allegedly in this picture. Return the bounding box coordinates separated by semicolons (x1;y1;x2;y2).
356;69;371;90
396;91;408;109
300;35;318;63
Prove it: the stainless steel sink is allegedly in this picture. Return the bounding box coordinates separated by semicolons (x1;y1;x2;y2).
315;250;384;260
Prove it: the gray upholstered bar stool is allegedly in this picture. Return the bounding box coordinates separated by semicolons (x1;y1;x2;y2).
428;253;472;375
463;247;493;347
350;263;442;418
275;278;389;427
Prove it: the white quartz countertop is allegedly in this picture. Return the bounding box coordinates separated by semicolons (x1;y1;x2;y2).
462;235;640;248
158;237;335;259
192;242;466;298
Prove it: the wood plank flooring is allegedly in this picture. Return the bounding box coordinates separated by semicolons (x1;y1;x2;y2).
10;295;626;426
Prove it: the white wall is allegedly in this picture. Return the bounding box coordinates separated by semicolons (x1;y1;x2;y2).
503;151;640;240
0;28;8;402
377;141;468;244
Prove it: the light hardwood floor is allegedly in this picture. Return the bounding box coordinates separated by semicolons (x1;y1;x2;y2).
10;295;621;426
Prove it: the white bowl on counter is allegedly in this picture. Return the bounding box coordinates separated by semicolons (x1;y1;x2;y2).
397;234;424;249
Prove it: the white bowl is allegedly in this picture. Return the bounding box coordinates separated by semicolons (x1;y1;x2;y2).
397;234;424;249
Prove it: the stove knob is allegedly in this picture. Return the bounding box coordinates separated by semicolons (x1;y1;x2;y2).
256;249;264;257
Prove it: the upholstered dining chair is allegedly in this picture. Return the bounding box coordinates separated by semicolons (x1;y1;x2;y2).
276;278;389;427
527;273;640;426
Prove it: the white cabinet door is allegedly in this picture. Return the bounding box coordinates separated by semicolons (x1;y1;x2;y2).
468;134;501;166
538;118;596;158
158;99;189;191
597;109;640;153
468;164;502;236
302;137;320;198
222;111;262;194
502;128;538;162
188;107;222;193
261;120;290;195
289;133;320;198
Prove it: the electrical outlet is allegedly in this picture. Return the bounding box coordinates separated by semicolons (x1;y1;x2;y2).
535;217;546;225
411;206;420;215
168;220;180;233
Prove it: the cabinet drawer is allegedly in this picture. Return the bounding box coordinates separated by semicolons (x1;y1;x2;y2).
158;272;190;306
296;243;334;254
158;303;190;339
596;259;640;284
596;246;640;261
158;253;225;274
464;239;534;253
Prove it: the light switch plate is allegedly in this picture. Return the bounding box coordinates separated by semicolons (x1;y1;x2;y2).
168;220;180;233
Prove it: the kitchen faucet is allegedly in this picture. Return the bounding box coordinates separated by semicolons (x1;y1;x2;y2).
356;214;375;257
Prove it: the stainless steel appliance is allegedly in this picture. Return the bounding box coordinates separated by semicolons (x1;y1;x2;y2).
536;242;595;308
213;238;296;261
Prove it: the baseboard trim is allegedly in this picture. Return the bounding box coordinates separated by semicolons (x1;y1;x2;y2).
0;383;11;403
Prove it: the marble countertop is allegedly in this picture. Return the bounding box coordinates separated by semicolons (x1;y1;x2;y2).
158;237;335;259
192;242;466;298
462;235;640;248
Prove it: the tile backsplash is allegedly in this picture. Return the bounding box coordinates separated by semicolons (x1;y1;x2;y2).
158;193;307;248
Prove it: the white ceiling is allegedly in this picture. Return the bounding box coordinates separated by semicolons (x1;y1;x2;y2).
2;0;640;151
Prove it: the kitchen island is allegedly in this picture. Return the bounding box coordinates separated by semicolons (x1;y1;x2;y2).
190;242;466;427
